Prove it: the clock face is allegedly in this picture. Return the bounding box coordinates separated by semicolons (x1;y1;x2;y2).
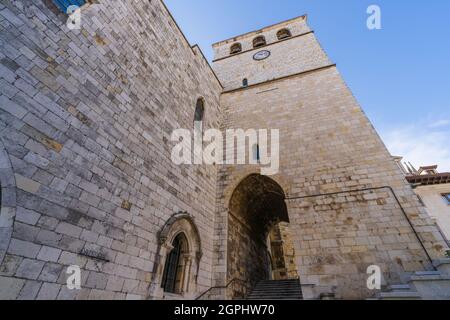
253;50;271;61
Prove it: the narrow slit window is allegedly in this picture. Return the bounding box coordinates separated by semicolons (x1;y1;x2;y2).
161;233;189;294
194;98;205;146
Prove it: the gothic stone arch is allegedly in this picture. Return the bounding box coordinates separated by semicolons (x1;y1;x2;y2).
0;139;17;266
148;212;202;299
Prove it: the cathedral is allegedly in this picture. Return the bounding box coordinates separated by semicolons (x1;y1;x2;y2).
0;0;449;300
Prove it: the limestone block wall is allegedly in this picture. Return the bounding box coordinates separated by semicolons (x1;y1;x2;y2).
0;0;222;300
216;63;448;299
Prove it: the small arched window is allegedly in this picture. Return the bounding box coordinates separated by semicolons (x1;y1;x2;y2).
230;43;242;54
243;78;248;87
161;233;189;294
277;28;292;40
253;36;266;48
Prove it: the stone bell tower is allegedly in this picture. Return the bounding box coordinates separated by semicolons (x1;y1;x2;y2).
211;15;448;299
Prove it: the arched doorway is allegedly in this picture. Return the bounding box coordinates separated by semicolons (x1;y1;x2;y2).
148;212;202;300
227;174;298;298
161;233;189;294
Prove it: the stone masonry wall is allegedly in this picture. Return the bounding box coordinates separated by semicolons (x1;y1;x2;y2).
414;184;450;243
227;213;270;294
0;0;222;300
275;222;298;279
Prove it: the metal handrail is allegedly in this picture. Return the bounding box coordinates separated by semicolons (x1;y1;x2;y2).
195;278;251;300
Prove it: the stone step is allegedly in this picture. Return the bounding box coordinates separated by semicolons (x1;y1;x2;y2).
254;281;300;285
254;282;300;285
413;271;441;276
254;286;298;291
246;279;303;300
258;279;300;282
247;294;303;298
248;292;302;296
378;291;422;300
254;282;299;284
378;264;450;300
387;284;412;292
258;281;299;286
250;289;302;292
248;293;302;296
253;284;300;287
259;279;299;283
247;297;302;300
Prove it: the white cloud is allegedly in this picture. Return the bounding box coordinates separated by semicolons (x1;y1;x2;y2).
381;121;450;172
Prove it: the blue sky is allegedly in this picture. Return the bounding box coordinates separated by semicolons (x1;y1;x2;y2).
165;0;450;171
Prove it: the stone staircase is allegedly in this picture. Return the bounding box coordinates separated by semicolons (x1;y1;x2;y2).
246;279;303;300
378;259;450;300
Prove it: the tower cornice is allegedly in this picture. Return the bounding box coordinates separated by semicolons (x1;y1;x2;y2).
212;30;314;63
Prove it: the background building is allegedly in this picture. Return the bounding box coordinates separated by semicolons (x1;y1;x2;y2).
0;0;449;300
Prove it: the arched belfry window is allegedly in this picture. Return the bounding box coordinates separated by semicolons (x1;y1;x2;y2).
277;28;292;40
253;36;266;48
161;233;189;294
194;98;205;146
230;43;242;54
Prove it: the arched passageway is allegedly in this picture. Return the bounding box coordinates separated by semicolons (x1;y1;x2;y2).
227;174;298;297
267;222;298;281
161;233;190;294
0;140;16;267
